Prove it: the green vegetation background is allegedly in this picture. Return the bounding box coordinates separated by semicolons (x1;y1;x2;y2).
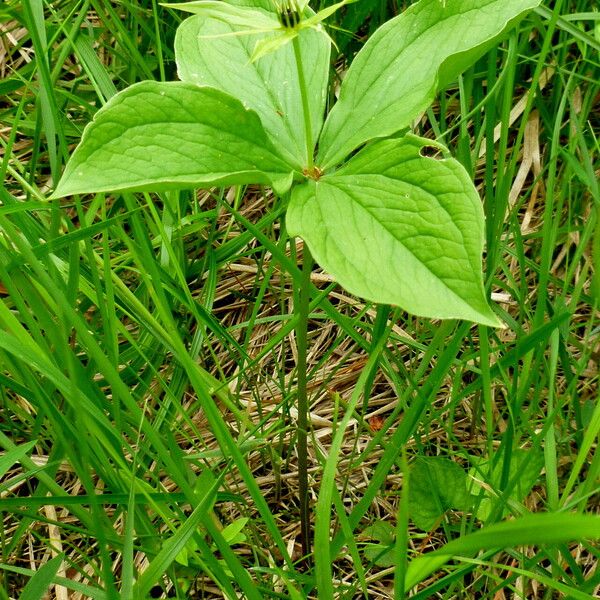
0;0;598;598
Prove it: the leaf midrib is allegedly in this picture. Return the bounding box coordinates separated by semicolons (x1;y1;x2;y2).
189;17;305;168
75;120;283;173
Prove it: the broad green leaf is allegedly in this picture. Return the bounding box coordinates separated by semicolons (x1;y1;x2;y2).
221;517;249;545
53;81;292;198
317;0;541;169
408;456;472;530
404;513;600;591
361;520;396;567
468;449;544;520
288;134;500;326
175;14;330;169
362;520;395;546
363;543;396;568
166;0;279;29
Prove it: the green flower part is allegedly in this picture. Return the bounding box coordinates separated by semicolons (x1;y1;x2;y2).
275;0;303;28
165;0;354;61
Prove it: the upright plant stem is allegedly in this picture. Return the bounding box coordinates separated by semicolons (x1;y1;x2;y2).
292;35;314;170
296;244;313;560
292;32;314;561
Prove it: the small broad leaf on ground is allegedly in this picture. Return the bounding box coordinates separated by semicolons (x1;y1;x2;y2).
221;517;249;545
175;14;329;169
361;520;396;567
52;81;293;198
408;456;472;531
468;449;544;520
317;0;542;168
404;513;600;591
288;134;500;326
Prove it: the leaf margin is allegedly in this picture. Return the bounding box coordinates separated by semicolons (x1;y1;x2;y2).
316;0;542;169
52;80;294;199
288;134;501;326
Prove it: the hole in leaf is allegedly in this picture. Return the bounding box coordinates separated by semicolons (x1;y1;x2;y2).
419;144;443;160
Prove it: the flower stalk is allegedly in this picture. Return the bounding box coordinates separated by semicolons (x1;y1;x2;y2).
291;22;315;562
291;34;314;171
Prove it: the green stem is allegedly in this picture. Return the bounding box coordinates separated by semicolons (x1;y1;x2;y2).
292;35;314;170
291;28;314;562
296;242;313;561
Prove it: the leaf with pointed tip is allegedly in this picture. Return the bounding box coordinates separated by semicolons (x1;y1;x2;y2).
409;456;472;531
288;135;500;326
53;82;292;198
175;14;330;170
302;0;357;28
317;0;541;169
404;513;600;591
20;554;64;600
166;0;278;29
468;449;544;520
250;29;297;63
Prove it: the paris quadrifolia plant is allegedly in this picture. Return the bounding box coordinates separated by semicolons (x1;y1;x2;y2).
53;0;544;329
53;0;541;566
